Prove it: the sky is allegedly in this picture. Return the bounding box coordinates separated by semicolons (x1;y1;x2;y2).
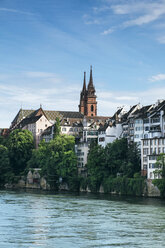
1;0;165;127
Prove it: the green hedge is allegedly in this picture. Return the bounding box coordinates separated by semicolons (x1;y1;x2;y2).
80;176;145;196
103;177;145;196
152;179;165;197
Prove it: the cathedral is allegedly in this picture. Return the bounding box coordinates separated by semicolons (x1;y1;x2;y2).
79;66;97;117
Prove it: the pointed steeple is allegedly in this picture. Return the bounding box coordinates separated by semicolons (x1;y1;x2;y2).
82;71;86;92
88;65;94;89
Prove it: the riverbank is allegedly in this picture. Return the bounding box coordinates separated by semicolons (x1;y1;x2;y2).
3;174;162;198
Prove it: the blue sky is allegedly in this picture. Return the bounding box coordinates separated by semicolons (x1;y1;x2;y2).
1;0;165;127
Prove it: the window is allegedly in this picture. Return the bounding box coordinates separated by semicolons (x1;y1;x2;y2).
145;126;149;131
62;128;66;131
144;119;149;124
149;156;156;160
99;137;105;142
143;148;148;155
143;140;148;146
91;105;94;112
143;157;147;162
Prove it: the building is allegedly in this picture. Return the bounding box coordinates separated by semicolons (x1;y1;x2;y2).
79;66;97;117
141;137;165;179
10;107;84;147
98;108;124;148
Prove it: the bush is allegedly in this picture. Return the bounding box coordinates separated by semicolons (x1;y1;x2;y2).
103;177;145;196
152;179;165;197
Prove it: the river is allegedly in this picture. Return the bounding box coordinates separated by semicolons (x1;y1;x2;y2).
0;190;165;248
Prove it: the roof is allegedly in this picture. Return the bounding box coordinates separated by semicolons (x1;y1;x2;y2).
11;108;83;129
58;111;84;119
133;105;152;119
41;126;53;136
17;115;42;129
98;123;109;132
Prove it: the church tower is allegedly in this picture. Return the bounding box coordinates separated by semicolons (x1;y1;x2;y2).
79;72;87;115
79;66;97;117
86;66;97;117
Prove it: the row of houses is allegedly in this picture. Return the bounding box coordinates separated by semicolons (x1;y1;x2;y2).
2;69;165;180
7;99;165;179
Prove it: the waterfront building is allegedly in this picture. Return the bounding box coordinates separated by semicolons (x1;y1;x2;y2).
141;137;165;179
98;108;124;148
8;66;165;179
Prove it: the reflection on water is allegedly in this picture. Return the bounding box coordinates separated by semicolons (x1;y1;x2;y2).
0;190;165;248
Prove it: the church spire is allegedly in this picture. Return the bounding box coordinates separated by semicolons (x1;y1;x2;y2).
88;65;94;90
82;71;86;92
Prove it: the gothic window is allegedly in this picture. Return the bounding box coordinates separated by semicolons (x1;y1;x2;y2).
91;105;94;112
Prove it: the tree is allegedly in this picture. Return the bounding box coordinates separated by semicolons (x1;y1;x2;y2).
104;138;128;177
0;145;12;185
53;117;61;138
123;142;141;177
7;129;34;174
28;134;78;190
155;153;165;178
86;143;106;191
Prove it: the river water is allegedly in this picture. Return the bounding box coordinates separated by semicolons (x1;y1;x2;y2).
0;190;165;248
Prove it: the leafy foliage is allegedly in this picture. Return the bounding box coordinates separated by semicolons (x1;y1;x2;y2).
0;145;12;185
86;138;141;192
154;153;165;178
103;177;145;196
53;117;61;138
28;135;78;190
152;179;165;197
7;129;34;174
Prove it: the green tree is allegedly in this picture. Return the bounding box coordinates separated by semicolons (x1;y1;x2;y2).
0;135;6;146
28;134;78;190
104;138;128;177
0;145;12;185
122;142;141;177
86;143;106;191
53;117;61;138
155;153;165;178
7;129;34;174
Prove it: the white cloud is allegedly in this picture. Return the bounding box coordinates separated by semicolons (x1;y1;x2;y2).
111;1;165;27
101;27;115;35
97;86;165;116
157;35;165;44
0;8;34;15
94;1;165;36
1;70;165;127
149;74;165;82
83;14;101;25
